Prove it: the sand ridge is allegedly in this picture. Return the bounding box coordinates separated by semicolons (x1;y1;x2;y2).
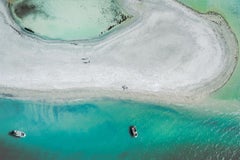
0;0;238;103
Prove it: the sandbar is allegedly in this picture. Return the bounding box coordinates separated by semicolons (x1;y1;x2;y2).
0;0;238;103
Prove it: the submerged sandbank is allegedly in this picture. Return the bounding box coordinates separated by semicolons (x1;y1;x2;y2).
8;0;132;40
0;0;238;103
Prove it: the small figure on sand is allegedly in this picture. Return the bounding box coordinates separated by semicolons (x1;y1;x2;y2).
122;85;128;91
82;57;90;64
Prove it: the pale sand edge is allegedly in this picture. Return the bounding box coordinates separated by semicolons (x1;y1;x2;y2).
173;0;239;96
0;86;207;105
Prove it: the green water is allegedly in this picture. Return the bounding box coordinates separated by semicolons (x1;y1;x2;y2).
177;0;240;100
9;0;132;40
0;98;239;159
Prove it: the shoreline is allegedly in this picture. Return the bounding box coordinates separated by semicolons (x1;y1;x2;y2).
0;86;207;105
0;0;238;104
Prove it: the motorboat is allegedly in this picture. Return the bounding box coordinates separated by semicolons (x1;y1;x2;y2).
129;125;138;138
9;130;26;138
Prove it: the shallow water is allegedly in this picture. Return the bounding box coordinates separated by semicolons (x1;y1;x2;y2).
0;98;239;159
177;0;240;100
9;0;131;40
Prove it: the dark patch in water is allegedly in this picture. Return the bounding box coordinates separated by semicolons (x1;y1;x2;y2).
13;1;49;20
46;103;98;121
65;103;98;113
14;1;36;19
105;14;132;31
0;93;14;98
118;99;180;115
100;0;133;34
162;144;240;160
0;140;37;160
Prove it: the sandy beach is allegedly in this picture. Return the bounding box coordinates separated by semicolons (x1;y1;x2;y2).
0;0;238;103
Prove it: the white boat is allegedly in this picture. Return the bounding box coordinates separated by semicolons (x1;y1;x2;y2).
129;125;138;138
9;130;26;138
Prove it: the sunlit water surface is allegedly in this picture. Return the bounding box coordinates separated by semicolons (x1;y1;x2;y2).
0;98;239;160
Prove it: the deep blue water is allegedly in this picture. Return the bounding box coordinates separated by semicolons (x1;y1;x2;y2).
0;98;239;160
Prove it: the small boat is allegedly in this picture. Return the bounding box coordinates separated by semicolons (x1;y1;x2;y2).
129;125;138;138
24;27;34;33
9;130;26;138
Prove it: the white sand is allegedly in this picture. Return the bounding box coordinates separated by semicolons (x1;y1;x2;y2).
0;0;238;102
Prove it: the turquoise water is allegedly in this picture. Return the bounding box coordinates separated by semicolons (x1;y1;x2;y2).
9;0;132;40
0;98;239;159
